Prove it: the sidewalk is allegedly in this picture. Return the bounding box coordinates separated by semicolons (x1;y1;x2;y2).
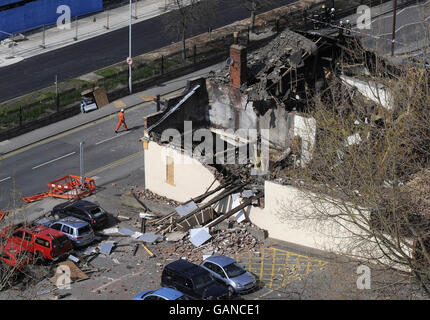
0;61;223;158
0;0;191;67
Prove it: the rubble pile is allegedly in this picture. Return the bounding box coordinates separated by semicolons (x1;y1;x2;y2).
209;28;317;101
134;188;180;207
156;221;267;264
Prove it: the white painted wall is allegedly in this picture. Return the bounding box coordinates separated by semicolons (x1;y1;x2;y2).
248;180;412;271
293;115;316;167
144;141;220;203
340;75;394;110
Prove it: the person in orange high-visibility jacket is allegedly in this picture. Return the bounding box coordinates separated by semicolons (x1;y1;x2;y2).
115;109;128;133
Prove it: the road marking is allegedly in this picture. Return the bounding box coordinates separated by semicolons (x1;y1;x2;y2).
95;130;131;145
0;89;183;161
32;152;76;170
85;151;143;177
358;1;430;30
91;271;145;293
254;289;274;300
0;176;11;183
376;15;430;38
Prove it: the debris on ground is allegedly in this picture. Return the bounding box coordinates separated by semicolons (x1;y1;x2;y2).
99;241;115;255
155;221;267;265
189;227;211;247
165;231;187;242
49;261;89;286
134;189;181;207
136;232;163;243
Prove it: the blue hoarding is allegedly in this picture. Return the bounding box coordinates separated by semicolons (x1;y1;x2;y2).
0;0;103;39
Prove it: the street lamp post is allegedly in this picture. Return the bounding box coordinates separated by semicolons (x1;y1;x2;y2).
129;0;133;94
80;141;85;189
391;0;398;57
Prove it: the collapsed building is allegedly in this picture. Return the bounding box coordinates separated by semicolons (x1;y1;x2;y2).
138;26;430;271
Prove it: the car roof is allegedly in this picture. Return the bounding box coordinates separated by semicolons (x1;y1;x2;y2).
71;200;98;208
18;224;65;239
151;287;184;299
56;217;89;228
55;200;97;210
166;259;208;277
203;255;236;267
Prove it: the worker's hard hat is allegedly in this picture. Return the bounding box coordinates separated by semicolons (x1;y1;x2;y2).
322;4;326;8
346;20;350;23
340;20;343;24
120;108;124;112
331;8;335;12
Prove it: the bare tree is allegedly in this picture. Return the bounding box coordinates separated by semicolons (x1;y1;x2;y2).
161;0;220;59
274;38;430;296
238;0;271;31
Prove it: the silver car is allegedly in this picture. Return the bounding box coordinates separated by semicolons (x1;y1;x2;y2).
200;255;257;294
49;217;95;247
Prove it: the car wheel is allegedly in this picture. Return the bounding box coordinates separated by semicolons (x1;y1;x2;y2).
228;286;235;298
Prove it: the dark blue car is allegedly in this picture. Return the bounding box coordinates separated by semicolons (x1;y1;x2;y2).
161;259;230;300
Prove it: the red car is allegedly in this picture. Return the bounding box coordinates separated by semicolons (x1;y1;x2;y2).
0;223;72;263
0;240;34;289
0;240;33;268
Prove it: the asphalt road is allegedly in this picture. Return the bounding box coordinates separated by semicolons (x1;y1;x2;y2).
0;0;295;103
358;0;430;56
0;102;155;209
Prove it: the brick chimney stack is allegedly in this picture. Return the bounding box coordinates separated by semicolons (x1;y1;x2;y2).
229;33;247;88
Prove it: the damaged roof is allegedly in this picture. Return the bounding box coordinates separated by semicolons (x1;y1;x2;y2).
209;29;318;102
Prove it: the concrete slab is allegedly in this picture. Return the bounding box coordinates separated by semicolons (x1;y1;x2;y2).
189;228;211;247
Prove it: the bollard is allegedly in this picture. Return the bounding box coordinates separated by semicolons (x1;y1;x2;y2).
193;44;196;65
155;95;161;111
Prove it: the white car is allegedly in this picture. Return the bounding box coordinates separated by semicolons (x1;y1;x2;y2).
80;99;98;113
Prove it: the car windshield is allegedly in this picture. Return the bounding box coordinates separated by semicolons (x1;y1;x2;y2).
223;262;246;278
192;273;214;290
52;235;69;249
77;225;91;235
88;207;104;218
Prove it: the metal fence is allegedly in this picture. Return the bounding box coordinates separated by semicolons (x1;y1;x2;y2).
1;0;188;56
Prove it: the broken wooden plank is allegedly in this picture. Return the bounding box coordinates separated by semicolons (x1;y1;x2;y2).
204;192;264;229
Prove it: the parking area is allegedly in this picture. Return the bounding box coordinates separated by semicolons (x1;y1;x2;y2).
0;167;374;301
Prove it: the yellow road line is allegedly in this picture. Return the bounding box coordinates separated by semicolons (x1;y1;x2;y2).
0;89;183;161
86;151;143;177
